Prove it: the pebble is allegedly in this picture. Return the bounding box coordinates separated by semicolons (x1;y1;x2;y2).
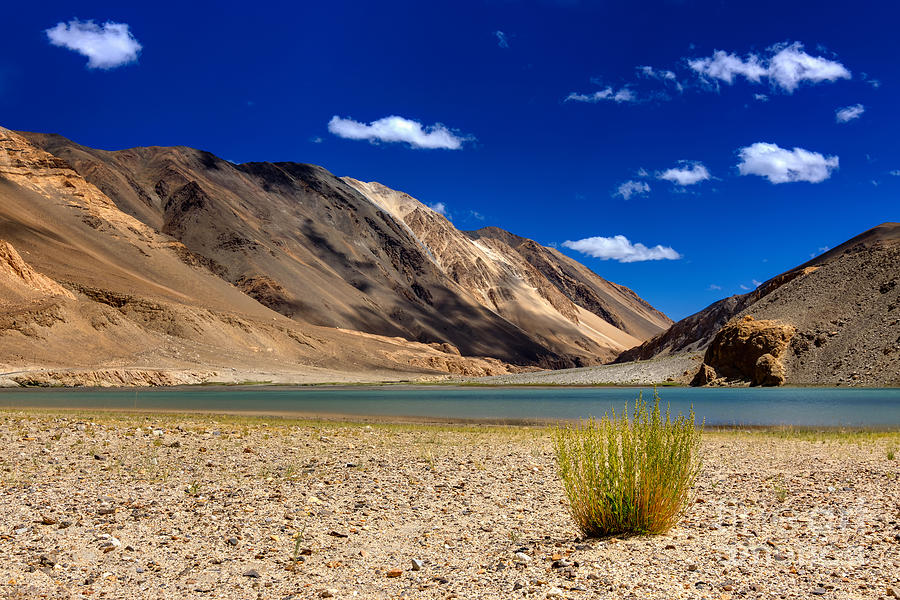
319;589;337;598
243;569;260;578
411;559;424;571
514;552;532;562
811;587;827;595
386;568;403;578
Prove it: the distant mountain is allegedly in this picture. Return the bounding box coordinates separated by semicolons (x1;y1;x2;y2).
0;126;670;383
617;223;900;387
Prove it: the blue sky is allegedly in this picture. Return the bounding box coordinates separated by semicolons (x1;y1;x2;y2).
2;0;898;320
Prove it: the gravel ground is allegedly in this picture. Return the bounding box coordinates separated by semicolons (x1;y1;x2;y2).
0;411;898;600
460;354;702;386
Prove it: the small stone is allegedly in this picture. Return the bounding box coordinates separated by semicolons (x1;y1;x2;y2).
97;507;116;515
243;569;260;578
513;581;525;591
687;564;698;572
386;568;402;578
664;544;676;550
328;530;349;538
319;589;337;598
546;587;564;598
93;454;106;461
411;559;424;571
811;588;826;596
514;552;532;563
40;516;57;525
886;588;897;598
773;553;787;561
226;537;239;546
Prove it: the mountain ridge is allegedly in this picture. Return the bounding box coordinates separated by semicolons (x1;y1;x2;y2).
0;126;671;383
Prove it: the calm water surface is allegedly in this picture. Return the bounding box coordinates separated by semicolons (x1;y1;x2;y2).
1;386;899;427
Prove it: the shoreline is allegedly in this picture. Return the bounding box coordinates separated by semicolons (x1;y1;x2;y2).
1;406;899;433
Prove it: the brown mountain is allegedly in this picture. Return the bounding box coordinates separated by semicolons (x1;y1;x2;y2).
617;223;900;387
0;127;669;383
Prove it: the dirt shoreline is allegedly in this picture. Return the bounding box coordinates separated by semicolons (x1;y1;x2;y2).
0;411;897;600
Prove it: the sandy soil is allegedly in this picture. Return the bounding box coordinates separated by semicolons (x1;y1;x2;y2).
0;411;897;600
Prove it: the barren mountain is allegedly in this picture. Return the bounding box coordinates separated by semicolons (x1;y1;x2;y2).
618;223;900;386
19;131;668;368
344;180;671;363
0;127;670;383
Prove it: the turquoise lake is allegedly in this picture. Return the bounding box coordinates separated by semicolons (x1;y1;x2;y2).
1;386;899;427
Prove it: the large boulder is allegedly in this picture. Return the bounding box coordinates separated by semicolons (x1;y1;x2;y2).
694;315;796;386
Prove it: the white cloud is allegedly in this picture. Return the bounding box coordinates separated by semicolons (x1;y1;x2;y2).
688;42;850;93
740;284;751;290
638;65;677;81
327;115;469;150
708;284;722;291
752;279;762;286
658;161;711;186
768;42;850;92
835;104;864;123
636;167;650;178
754;93;769;102
614;180;650;200
565;87;637;104
890;170;900;176
45;19;141;69
562;235;681;263
494;30;509;49
737;142;839;184
689;50;767;85
429;202;449;217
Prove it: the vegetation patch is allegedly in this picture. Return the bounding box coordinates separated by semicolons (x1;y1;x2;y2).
553;390;701;537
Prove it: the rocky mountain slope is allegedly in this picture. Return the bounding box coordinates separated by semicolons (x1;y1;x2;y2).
0;127;532;383
0;127;670;383
618;223;900;386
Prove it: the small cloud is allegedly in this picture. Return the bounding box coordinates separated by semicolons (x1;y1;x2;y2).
819;246;830;253
614;180;650;200
562;235;681;263
708;284;723;291
638;65;677;81
327;115;470;150
309;136;323;144
565;86;637;104
751;279;762;286
737;142;838;184
835;103;864;123
739;284;751;290
45;19;142;69
637;65;683;91
494;30;509;49
871;180;879;187
429;202;449;217
688;50;767;85
658;161;711;186
767;42;850;93
688;42;850;94
890;170;900;176
636;167;650;178
754;93;769;101
469;210;485;221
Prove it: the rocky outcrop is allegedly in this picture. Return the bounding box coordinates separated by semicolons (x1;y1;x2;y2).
693;316;796;386
0;240;74;302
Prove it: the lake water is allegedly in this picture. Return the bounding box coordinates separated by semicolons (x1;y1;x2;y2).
1;386;899;427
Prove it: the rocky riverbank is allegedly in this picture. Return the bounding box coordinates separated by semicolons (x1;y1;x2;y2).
0;411;897;599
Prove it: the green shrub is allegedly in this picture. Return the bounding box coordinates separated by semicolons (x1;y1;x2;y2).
553;390;702;537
